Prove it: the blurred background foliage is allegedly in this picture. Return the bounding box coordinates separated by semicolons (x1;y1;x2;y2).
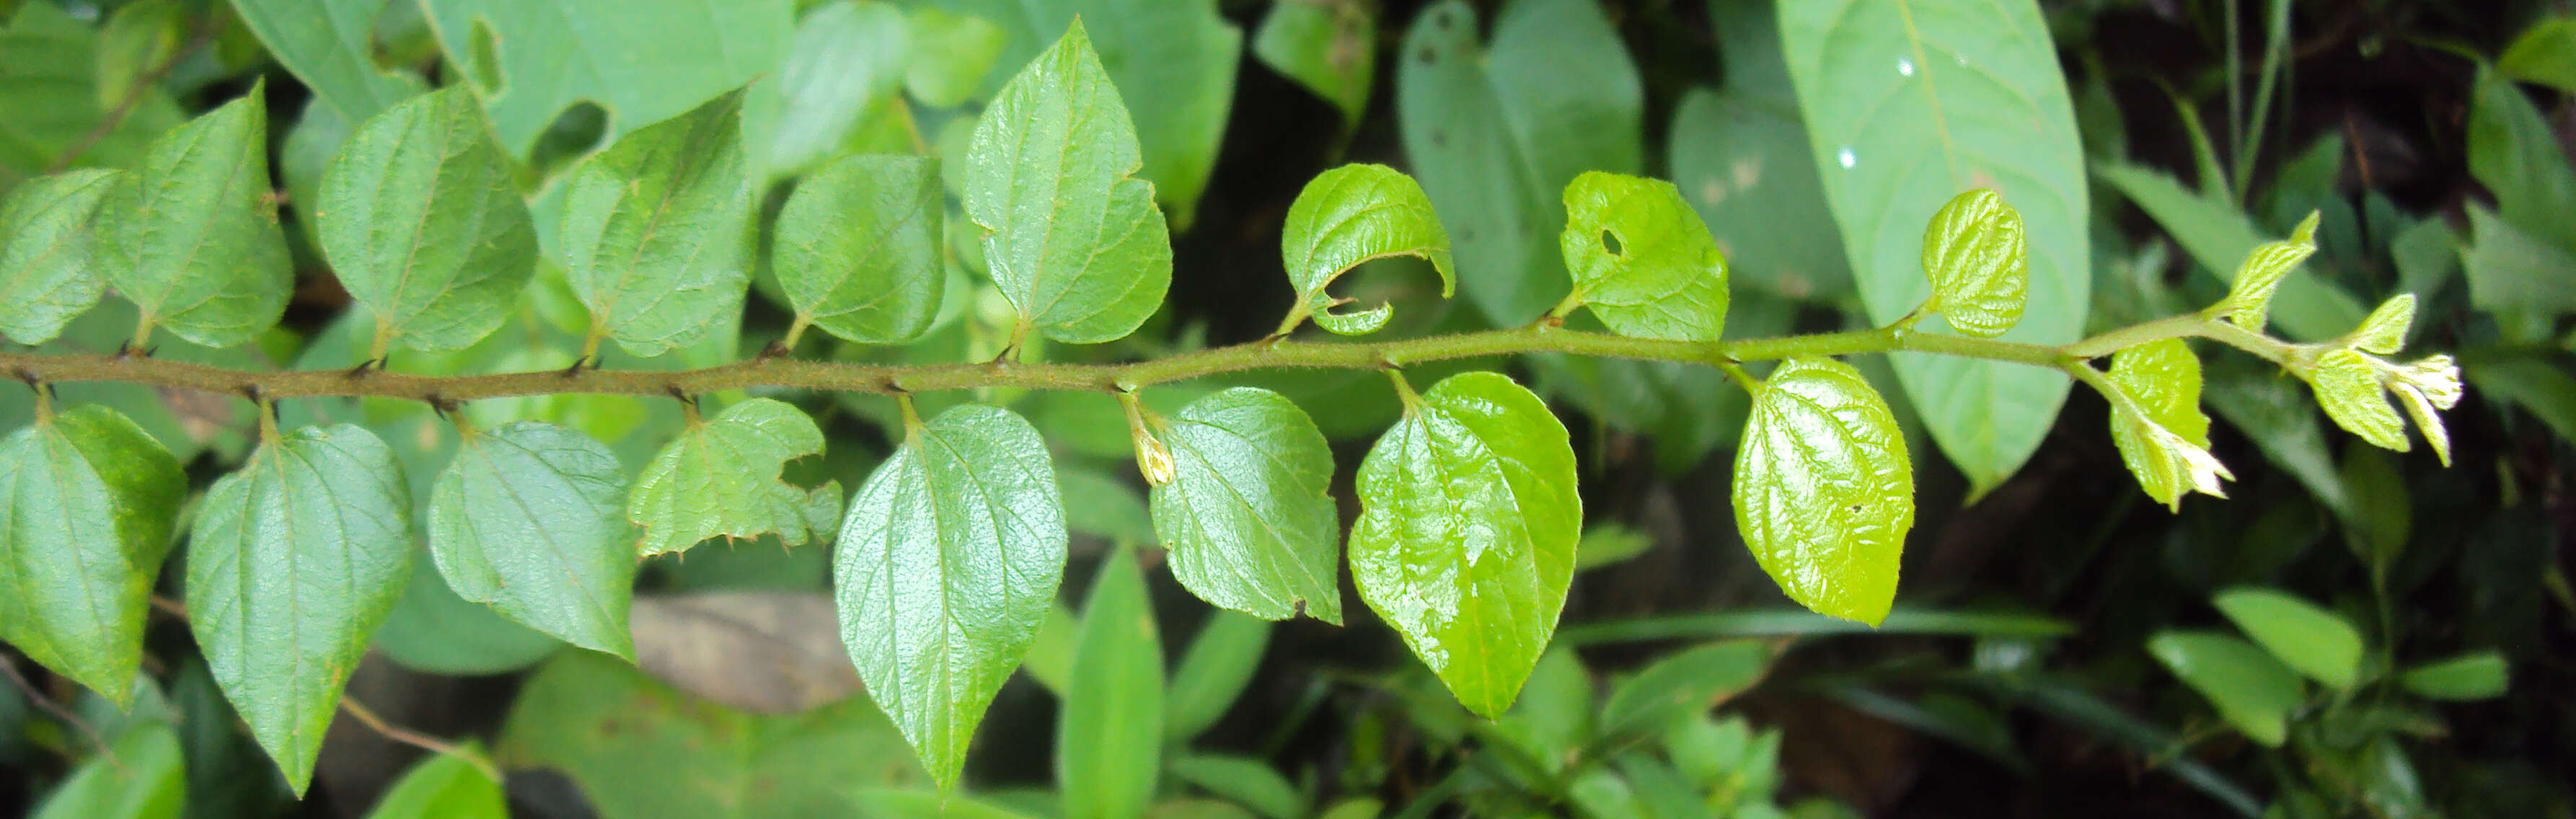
0;0;2570;816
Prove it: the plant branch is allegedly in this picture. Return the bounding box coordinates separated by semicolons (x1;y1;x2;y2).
338;695;503;783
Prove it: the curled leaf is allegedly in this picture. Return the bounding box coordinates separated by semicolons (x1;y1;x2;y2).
1277;164;1452;336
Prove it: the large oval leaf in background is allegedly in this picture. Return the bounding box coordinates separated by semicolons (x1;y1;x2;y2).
1398;0;1642;326
1777;0;2089;492
1668;0;1848;301
416;0;792;159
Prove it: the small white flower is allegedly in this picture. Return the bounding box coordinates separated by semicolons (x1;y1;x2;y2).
2146;421;2236;500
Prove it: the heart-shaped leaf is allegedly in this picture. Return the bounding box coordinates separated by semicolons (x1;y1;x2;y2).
317;86;537;354
773;153;943;345
0;404;185;702
1919;187;2028;338
1732;357;1913;625
1554;170;1729;342
429;421;638;659
1145;387;1344;624
99;86;292;348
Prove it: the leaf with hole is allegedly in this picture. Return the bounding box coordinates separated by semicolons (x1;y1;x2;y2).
1555;170;1729;342
0;169;118;344
628;398;841;557
558;90;756;357
774;153;943;345
416;0;790;158
1351;371;1579;718
743;0;911;180
97;86;291;348
1732;357;1913;625
318;86;537;354
0;404;184;703
1276;163;1451;336
1146;387;1344;624
229;0;417;123
429;421;638;659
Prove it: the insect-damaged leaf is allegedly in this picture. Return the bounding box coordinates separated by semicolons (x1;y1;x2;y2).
628;398;842;557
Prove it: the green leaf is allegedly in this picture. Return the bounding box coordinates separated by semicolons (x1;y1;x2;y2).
318;87;537;354
628;398;842;557
1169;755;1307;819
2467;68;2576;257
1351;371;1579;718
559;89;755;358
2091;162;2364;341
2351;293;2414;355
1058;465;1152;544
1059;546;1163;819
371;554;562;675
1276;164;1452;337
2146;630;2303;746
1918;188;2028;337
186;424;415;794
430;421;638;658
2465;354;2576;446
904;7;1004;109
1398;0;1641;324
1165;610;1271;740
1554;171;1729;342
2210;587;2363;689
2501;17;2576;94
0;4;187;192
2210;212;2321;334
418;0;791;158
1732;358;1913;625
1574;523;1654;572
30;722;183;819
2462;206;2576;321
2307;349;2407;453
1494;648;1592;774
1597;640;1770;740
364;751;505;819
1253;0;1372;130
227;0;415;122
775;153;944;345
1021;602;1078;696
2397;651;2509;701
0;404;185;703
963;22;1173;346
743;0;910;180
1778;0;2088;492
98;87;291;348
92;1;185;125
833;403;1065;790
0;169;119;343
1146;387;1344;624
2107;339;2223;510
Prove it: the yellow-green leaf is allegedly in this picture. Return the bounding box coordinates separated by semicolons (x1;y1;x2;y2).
1732;358;1913;625
1919;187;2028;337
1276;164;1450;337
1555;171;1729;342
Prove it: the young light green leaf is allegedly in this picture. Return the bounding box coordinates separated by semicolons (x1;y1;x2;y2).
1253;0;1374;130
963;22;1173;347
1275;164;1452;337
0;169;119;344
833;403;1065;791
628;398;842;557
229;0;416;123
2398;651;2508;701
0;404;185;703
2351;293;2415;355
186;424;415;794
364;750;506;819
774;153;943;345
1351;371;1579;718
2146;630;2303;746
318;87;537;354
1732;358;1913;626
1059;546;1163;819
1553;171;1729;342
1146;387;1344;624
2106;340;2226;510
98;87;292;348
1919;187;2029;337
2208;212;2321;333
904;7;1005;109
2501;17;2576;94
429;421;638;659
2307;349;2409;453
30;722;184;819
1165;611;1271;740
559;90;755;358
2211;587;2363;689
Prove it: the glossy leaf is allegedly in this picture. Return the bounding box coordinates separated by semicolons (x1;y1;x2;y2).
187;424;415;794
833;403;1066;790
2211;587;2363;689
318;87;537;353
2147;630;2302;746
30;722;183;819
1732;358;1914;625
0;169;118;343
1918;188;2028;337
559;90;756;357
98;87;292;348
1555;171;1729;342
2308;349;2408;453
2210;213;2321;334
2352;293;2415;355
1165;611;1271;740
1276;164;1452;336
1059;546;1163;819
1252;0;1373;130
2091;162;2363;341
774;153;943;345
629;398;842;557
2399;651;2509;701
1147;387;1344;623
418;0;790;157
963;23;1173;345
429;421;638;658
2107;340;2225;510
364;751;506;819
227;0;415;122
0;404;184;702
1778;0;2088;492
1351;371;1579;718
1398;0;1641;324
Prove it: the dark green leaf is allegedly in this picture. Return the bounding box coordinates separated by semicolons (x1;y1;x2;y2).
1147;387;1344;623
418;0;790;157
963;22;1173;345
2464;354;2576;445
775;153;943;345
99;87;291;348
1059;546;1163;819
363;751;505;819
2146;630;2303;746
2462;205;2576;320
0;168;117;343
1918;188;2027;338
628;398;841;557
2397;651;2508;701
1276;164;1451;336
1668;89;1848;300
559;90;755;357
30;722;183;819
1252;0;1373;130
1165;610;1271;740
429;421;638;658
1733;357;1913;625
1169;755;1307;819
227;0;415;122
1351;371;1579;717
0;4;187;190
319;87;537;354
1555;171;1729;342
186;424;415;794
2466;68;2576;257
92;1;184;112
0;404;185;703
2211;587;2363;689
833;403;1065;789
1597;640;1770;740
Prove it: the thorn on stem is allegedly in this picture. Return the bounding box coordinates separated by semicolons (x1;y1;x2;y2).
560;354;593;377
345;357;384;378
757;340;791;360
